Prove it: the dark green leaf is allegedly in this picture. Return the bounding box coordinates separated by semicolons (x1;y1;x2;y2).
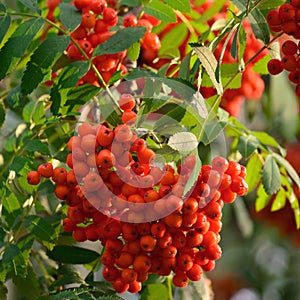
50;265;84;290
47;245;100;264
0;18;44;80
184;153;202;196
245;152;263;193
12;265;40;299
271;188;286;212
231;0;270;44
3;244;27;277
24;140;50;155
178;52;191;80
237;135;259;159
21;35;70;94
0;102;5;128
0;3;7;12
163;0;191;12
144;0;177;22
201;121;227;145
5;85;26;111
0;285;8;299
230;23;242;59
262;155;281;195
140;283;169;300
18;0;41;14
59;3;82;32
24;215;58;249
255;183;271;211
127;41;141;61
0;15;10;44
238;25;247;61
93;26;146;56
273;153;300;188
50;61;90;114
120;0;142;6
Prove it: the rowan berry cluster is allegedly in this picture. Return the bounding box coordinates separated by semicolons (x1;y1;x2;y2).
45;0;161;86
27;93;248;292
266;1;300;97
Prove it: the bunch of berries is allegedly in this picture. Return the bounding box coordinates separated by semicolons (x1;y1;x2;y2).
27;93;248;293
266;1;300;97
44;0;161;86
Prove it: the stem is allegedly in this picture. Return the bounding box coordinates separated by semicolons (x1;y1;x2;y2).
176;10;196;35
167;275;173;300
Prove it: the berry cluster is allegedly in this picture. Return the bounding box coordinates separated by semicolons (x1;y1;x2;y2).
44;0;161;86
27;94;248;293
266;1;300;97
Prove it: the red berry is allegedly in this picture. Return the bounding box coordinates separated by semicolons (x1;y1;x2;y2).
282;40;298;55
27;171;41;185
37;162;53;178
279;4;296;21
267;58;283;75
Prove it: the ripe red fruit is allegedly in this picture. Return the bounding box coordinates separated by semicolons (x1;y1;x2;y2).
119;94;136;110
27;171;41;185
37;162;53;178
267;59;283;75
123;14;138;27
266;10;282;26
172;271;189;287
282;40;298;55
281;55;297;71
279;4;296;21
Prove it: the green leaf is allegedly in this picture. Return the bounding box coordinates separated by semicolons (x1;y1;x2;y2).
178;52;191;80
262;154;281;195
0;3;7;12
168;132;198;152
184;154;202;196
159;23;188;57
24;140;50;155
0;18;44;80
47;245;100;264
163;0;191;12
0;102;5;128
93;26;146;56
237;135;259;159
252;54;271;75
245;152;263;193
273;153;300;189
257;0;285;10
255;183;271;211
2;193;21;227
201;120;227;145
21;35;70;95
24;215;58;250
127;41;141;61
238;25;247;61
0;285;8;299
232;0;270;44
12;265;40;299
289;191;300;229
230;22;243;59
18;0;41;14
2;244;27;277
197;0;227;23
193;45;223;95
251;131;285;155
140;283;169;300
144;0;177;23
50;61;90;114
0;15;10;44
271;188;286;212
120;0;142;6
59;3;82;32
50;265;84;290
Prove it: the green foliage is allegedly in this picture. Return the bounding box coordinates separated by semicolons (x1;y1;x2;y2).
0;18;44;79
144;0;177;22
93;26;147;56
47;246;100;264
